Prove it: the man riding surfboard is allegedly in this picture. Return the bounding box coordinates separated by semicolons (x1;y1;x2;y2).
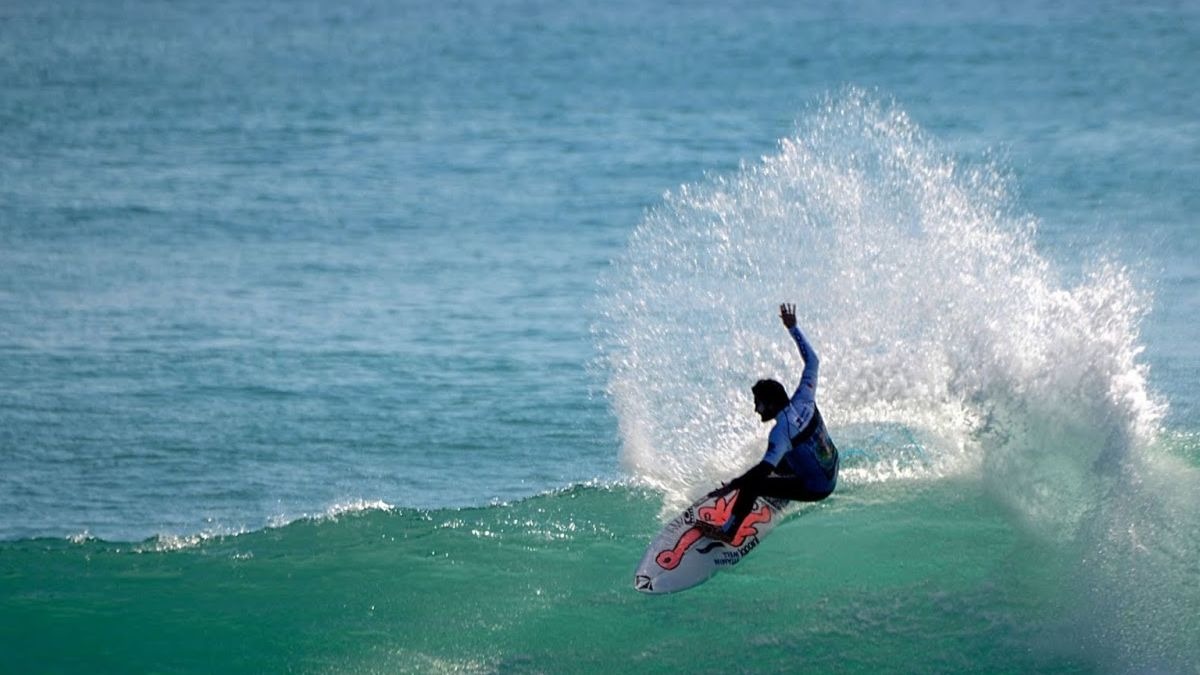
696;303;839;542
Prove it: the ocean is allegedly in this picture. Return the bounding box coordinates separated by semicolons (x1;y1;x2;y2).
1;0;1197;672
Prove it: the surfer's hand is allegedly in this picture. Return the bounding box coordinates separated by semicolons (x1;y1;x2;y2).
780;303;797;329
707;482;734;498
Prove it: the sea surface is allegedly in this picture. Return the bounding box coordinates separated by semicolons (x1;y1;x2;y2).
2;0;1198;672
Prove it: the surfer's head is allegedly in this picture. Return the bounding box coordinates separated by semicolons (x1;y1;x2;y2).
752;379;788;422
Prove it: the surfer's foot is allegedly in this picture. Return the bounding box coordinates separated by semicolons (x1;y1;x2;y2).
694;520;735;543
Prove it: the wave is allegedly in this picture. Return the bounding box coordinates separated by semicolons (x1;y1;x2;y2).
48;483;631;552
4;474;1197;673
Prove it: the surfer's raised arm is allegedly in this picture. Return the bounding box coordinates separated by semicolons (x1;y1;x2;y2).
781;303;819;406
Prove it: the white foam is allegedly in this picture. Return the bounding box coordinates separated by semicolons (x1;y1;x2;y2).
264;498;397;530
136;526;247;553
321;498;395;519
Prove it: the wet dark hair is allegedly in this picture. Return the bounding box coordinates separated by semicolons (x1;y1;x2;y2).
752;379;789;412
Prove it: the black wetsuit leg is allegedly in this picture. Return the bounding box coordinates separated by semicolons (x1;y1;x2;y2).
729;473;831;525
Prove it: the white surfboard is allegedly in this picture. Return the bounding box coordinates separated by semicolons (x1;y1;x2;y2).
633;490;789;594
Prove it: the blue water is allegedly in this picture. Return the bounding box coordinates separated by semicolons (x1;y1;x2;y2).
1;0;1198;671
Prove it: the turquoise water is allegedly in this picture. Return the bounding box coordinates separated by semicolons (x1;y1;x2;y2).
2;0;1198;672
0;483;1120;673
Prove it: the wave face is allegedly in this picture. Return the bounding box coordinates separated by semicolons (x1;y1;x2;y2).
3;473;1196;673
598;91;1196;670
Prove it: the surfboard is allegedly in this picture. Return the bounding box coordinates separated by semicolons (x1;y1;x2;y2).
633;490;789;594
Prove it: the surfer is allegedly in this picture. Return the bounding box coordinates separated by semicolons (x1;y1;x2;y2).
696;303;838;543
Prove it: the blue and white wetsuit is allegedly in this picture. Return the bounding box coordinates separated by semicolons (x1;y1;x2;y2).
761;325;838;498
720;324;839;534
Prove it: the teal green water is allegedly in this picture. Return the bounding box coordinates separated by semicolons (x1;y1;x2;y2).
4;431;1197;672
0;480;1136;673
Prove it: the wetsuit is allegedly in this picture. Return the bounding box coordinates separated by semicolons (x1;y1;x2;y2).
727;324;838;528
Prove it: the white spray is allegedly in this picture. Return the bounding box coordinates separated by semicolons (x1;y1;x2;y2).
598;89;1196;668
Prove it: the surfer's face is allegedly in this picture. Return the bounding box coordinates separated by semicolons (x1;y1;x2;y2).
754;397;776;422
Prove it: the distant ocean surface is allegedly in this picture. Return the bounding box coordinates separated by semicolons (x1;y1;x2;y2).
1;0;1197;672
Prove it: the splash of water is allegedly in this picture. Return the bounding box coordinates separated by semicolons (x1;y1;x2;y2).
600;90;1162;506
597;89;1197;668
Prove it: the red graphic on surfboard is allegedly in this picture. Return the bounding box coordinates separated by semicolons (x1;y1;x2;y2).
653;492;771;570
